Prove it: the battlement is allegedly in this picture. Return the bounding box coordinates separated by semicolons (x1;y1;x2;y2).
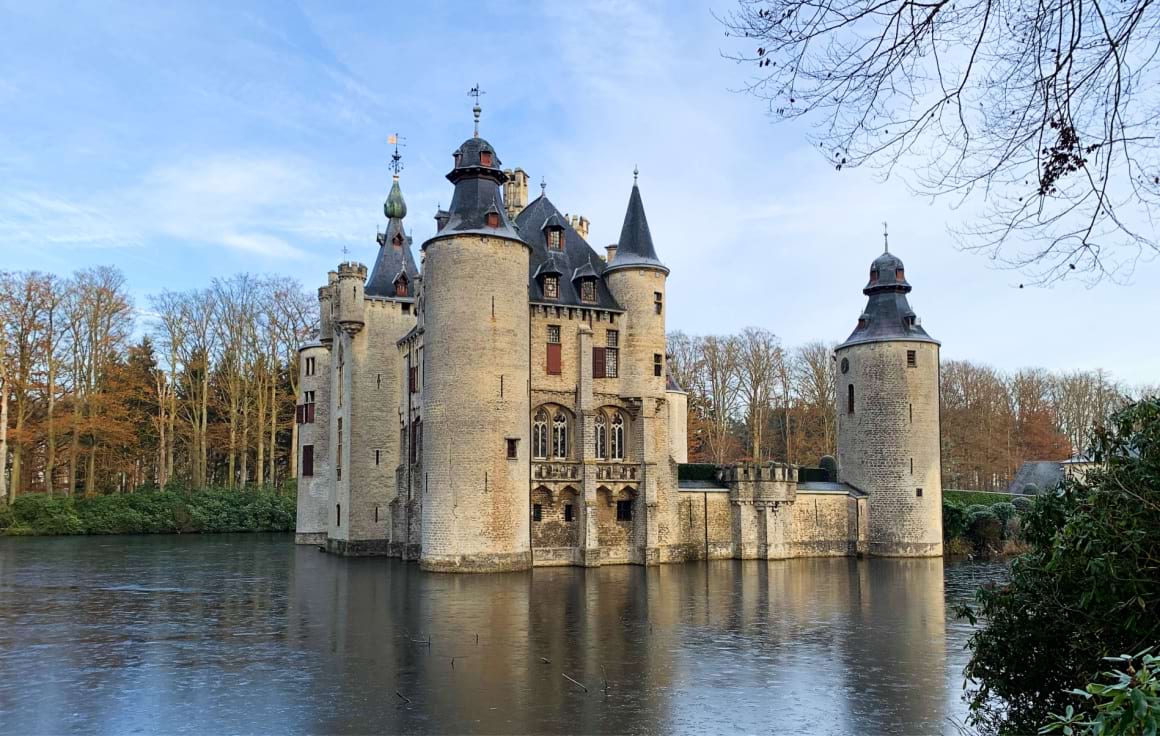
337;261;368;279
720;462;798;504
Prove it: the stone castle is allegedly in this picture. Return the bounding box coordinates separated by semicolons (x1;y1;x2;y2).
294;111;943;571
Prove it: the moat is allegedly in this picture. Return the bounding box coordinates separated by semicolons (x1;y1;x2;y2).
0;534;1006;735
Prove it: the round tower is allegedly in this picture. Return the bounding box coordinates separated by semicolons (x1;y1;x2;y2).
335;262;367;331
835;247;942;557
418;128;531;572
603;175;669;400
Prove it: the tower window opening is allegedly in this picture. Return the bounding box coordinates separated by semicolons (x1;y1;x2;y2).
847;384;855;414
654;291;663;314
595;412;608;459
375;449;381;466
393;233;403;249
543;275;559;300
610;412;625;460
616;500;633;522
533;409;549;459
552;411;569;459
907;350;917;367
895;268;905;280
547;325;561;343
532;503;543;522
302;445;314;477
336;504;341;526
486;211;500;228
564;504;574;522
654;353;663;377
305;357;315;376
916;488;923;498
869;269;879;285
910;457;914;474
507;438;519;459
480;150;493;166
858;317;868;329
909;403;913;423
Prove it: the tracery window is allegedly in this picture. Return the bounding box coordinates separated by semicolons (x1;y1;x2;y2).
595;412;608;460
610;412;625;460
552;411;569;459
533;409;549;459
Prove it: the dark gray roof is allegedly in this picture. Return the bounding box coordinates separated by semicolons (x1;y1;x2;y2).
678;480;729;492
517;194;622;310
423;135;523;246
797;480;867;496
1007;461;1065;494
665;368;685;393
838;250;939;348
604;183;668;275
366;178;419;299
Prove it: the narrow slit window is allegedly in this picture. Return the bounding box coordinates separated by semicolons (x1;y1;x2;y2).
907;350;917;368
506;438;519;459
654;291;662;315
564;504;574;522
916;488;923;498
532;503;543;522
653;353;663;377
847;384;855;414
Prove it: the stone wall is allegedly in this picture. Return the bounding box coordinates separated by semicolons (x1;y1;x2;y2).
836;340;943;556
420;233;531;572
295;342;330;545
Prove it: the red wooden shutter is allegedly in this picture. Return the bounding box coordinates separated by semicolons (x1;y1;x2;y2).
593;347;606;379
546;343;562;375
302;445;314;477
306;403;315;424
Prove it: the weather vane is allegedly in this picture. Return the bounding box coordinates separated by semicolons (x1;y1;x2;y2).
341;245;350;259
882;221;889;253
388;133;405;177
469;84;486;137
633;165;639;184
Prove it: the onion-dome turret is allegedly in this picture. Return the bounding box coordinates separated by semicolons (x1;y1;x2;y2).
839;248;938;348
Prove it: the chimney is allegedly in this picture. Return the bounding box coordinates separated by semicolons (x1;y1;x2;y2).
605;244;617;263
502;167;529;219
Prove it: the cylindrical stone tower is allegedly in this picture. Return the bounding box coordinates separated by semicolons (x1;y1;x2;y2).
295;340;331;544
419;131;532;572
836;248;942;557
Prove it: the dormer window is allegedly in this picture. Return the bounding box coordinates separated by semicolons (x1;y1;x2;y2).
895;268;905;280
580;279;596;303
394;275;408;297
392;233;403;250
480;151;493;166
869;269;879;285
543;275;559;299
858;316;869;329
547;229;563;250
486;211;500;228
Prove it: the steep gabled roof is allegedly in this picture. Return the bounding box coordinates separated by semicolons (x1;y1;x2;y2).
517;194;621;310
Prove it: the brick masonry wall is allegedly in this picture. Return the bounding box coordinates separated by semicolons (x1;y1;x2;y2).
420;234;532;572
836;340;943;556
790;492;856;556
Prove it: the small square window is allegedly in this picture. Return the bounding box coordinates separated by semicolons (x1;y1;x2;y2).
480;151;493;166
543;276;559;300
907;350;917;368
547;325;561;344
564;504;574;522
506;438;519;459
916;488;924;498
616;500;633;522
532;503;543;522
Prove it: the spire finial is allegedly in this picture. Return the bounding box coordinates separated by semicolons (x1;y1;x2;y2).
469;84;485;137
883;221;889;253
540;176;546;196
388;133;405;178
633;165;639;184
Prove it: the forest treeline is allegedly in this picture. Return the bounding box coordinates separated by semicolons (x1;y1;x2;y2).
0;267;316;500
1;268;1154;502
668;329;1156;490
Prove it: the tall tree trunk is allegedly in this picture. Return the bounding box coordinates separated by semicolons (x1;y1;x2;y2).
268;378;277;488
45;358;56;496
0;374;8;505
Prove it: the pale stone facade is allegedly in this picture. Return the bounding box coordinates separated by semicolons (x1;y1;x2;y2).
294;121;943;569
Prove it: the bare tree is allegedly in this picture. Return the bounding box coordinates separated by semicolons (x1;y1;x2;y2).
792;341;838;460
0;328;8;505
736;327;783;461
721;0;1160;283
700;335;744;464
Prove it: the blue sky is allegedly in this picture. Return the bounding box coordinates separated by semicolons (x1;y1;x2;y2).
1;0;1156;385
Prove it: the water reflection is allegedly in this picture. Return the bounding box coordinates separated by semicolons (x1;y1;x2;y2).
0;535;1005;735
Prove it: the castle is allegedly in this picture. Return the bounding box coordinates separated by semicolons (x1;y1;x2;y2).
294;110;943;571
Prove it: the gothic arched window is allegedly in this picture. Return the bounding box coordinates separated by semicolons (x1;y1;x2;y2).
533;409;549;459
610;412;625;460
595;412;608;460
552;411;569;459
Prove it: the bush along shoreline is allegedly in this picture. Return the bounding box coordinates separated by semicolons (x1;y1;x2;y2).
0;485;296;536
943;490;1036;557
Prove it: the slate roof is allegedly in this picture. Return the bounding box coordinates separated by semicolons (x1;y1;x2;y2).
797;481;867;497
424;136;523;246
517;194;621;310
839;250;939;348
604;183;668;275
1007;461;1065;494
366;176;419;299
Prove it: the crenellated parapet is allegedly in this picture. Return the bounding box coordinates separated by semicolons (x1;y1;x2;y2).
720;462;799;506
335;261;368;333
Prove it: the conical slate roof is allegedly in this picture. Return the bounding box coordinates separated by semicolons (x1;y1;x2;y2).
838;249;938;348
605;182;668;274
366;176;419;299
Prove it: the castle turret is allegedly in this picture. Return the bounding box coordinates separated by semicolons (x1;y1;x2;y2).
335;262;367;331
835;247;942;557
418;115;532;572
